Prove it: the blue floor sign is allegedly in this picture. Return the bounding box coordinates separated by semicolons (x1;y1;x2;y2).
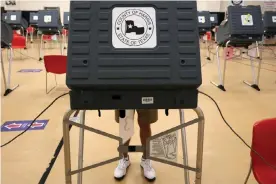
18;69;42;73
1;120;49;132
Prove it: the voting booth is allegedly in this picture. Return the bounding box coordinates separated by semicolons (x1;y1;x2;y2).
261;11;276;58
6;11;28;31
37;9;63;60
2;13;8;22
63;12;69;29
263;11;276;37
63;1;205;184
210;13;218;27
30;12;39;25
197;11;211;35
213;5;264;91
1;22;19;96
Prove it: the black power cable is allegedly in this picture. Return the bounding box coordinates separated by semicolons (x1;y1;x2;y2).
198;90;276;170
1;93;69;148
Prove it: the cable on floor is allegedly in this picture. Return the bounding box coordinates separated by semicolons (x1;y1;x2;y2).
0;93;69;148
199;90;276;170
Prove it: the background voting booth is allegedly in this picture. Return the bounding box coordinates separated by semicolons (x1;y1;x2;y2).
213;5;264;91
64;1;205;184
5;11;28;36
37;9;63;60
63;12;69;29
261;11;276;58
197;11;211;35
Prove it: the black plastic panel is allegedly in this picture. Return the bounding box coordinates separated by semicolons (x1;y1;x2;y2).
67;1;201;110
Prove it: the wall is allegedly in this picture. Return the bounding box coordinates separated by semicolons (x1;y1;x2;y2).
197;1;222;12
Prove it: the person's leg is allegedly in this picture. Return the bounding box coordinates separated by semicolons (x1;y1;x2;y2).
114;110;131;180
137;118;152;158
137;109;158;181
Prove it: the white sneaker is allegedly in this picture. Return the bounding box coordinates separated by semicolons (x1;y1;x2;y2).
114;156;130;180
140;158;156;181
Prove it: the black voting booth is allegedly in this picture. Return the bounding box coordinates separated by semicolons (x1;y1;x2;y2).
63;1;205;184
1;21;19;96
210;13;218;27
261;11;276;58
213;5;264;91
63;12;69;29
5;11;28;35
263;11;276;37
197;11;211;35
29;12;39;25
2;13;8;22
37;9;63;60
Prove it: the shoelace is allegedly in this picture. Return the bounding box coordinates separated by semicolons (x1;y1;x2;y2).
142;159;153;171
118;158;128;169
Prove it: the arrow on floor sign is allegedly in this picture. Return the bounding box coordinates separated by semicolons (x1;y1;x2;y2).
4;123;22;130
31;122;44;128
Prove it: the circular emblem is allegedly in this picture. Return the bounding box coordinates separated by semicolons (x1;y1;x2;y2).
115;9;154;46
231;0;243;6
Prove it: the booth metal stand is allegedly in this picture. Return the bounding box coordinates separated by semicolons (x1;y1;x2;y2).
211;41;262;91
1;47;19;96
199;34;212;61
62;108;205;184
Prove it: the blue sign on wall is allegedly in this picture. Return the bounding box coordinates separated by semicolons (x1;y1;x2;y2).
18;69;43;73
1;120;49;132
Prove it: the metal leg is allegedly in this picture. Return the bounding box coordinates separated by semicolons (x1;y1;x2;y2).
39;34;43;61
211;43;227;91
77;111;86;184
59;32;63;55
206;40;211;61
1;50;8;91
46;73;58;94
63;110;76;184
62;109;122;184
2;48;19;96
194;107;205;184
65;34;68;49
31;32;33;43
179;109;190;184
244;161;252;184
62;108;204;184
243;42;261;91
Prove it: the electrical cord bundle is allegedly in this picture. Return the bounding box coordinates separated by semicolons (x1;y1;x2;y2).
1;91;275;171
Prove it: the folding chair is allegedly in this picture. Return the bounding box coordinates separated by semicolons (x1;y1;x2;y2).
244;118;276;184
44;55;67;94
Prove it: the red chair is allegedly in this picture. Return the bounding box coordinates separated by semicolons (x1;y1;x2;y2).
44;55;67;94
11;35;27;59
245;118;276;184
12;35;26;49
